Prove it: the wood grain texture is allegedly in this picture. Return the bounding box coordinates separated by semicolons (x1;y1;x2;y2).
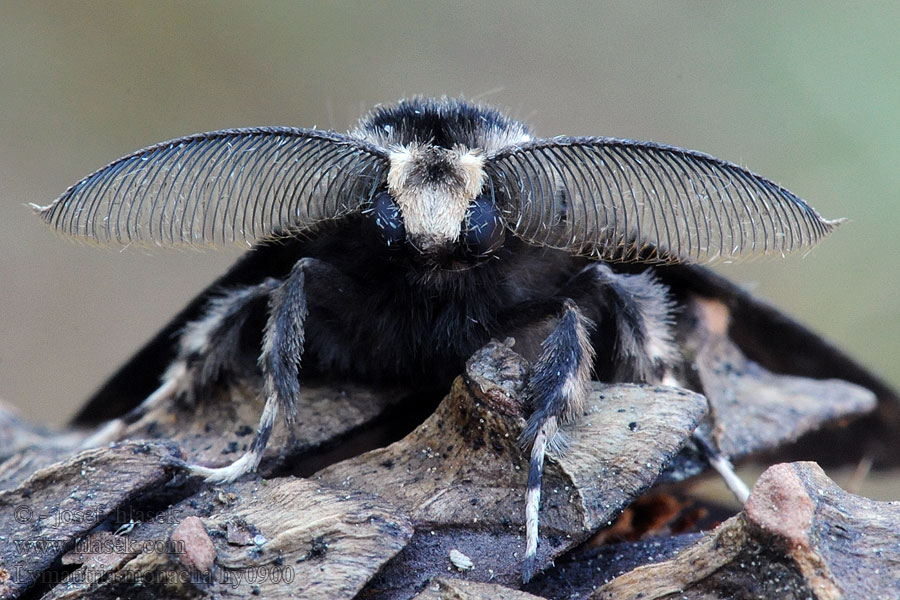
594;462;900;600
0;324;891;599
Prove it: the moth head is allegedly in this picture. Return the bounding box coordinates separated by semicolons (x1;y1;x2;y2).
369;142;505;266
352;97;534;269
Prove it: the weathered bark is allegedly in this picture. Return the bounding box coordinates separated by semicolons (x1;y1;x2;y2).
659;294;878;482
0;331;892;599
0;441;183;599
43;477;414;599
319;342;708;596
413;578;546;599
593;462;900;600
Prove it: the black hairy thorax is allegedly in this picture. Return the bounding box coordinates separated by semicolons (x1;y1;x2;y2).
263;218;584;386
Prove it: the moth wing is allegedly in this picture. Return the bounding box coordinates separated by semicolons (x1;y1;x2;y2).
69;236;310;425
36;127;389;246
485;137;841;263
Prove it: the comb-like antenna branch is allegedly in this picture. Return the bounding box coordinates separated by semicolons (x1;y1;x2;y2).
486;137;841;263
35;128;389;247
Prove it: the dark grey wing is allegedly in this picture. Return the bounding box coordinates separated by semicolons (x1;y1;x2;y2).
484;137;841;263
35;127;389;246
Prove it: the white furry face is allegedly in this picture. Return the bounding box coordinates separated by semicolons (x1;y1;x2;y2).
386;144;485;251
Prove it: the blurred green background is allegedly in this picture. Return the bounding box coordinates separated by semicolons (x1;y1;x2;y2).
1;2;898;426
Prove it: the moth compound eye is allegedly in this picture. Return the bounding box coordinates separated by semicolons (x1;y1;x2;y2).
463;194;505;256
370;191;405;248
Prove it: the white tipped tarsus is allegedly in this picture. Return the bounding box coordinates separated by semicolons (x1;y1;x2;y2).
707;449;750;504
78;418;126;450
693;433;750;503
188;451;260;484
522;416;557;583
519;300;595;582
188;262;308;484
188;393;279;484
78;371;183;450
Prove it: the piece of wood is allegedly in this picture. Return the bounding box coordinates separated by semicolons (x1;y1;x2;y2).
655;264;900;469
117;380;409;478
593;462;900;600
42;477;413;600
0;377;409;494
324;341;708;595
413;577;546;600
0;441;183;599
686;296;877;459
0;325;892;599
660;295;877;483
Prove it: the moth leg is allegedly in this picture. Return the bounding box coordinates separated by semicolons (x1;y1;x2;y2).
583;263;678;384
519;265;679;582
78;280;278;450
587;266;750;500
176;281;284;400
519;299;595;583
692;433;750;503
189;257;342;484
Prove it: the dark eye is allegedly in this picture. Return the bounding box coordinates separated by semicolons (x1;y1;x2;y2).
369;191;405;248
463;194;505;256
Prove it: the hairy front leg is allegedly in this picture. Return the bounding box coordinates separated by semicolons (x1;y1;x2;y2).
518;264;678;582
78;279;278;451
176;257;358;483
519;299;595;582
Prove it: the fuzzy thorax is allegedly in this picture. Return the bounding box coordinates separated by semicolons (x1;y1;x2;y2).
387;144;485;251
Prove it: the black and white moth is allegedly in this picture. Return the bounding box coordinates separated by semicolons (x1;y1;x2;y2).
35;97;840;581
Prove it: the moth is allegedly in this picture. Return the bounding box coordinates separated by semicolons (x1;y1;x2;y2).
35;97;839;581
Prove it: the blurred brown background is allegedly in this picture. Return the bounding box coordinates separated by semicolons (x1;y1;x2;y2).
1;2;898;427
